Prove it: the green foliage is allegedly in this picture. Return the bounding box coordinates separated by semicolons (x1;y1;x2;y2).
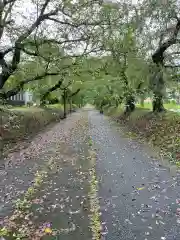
2;0;180;110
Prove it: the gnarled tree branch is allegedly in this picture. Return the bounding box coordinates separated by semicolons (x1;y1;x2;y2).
1;72;60;99
152;19;180;65
40;78;64;103
0;0;62;90
70;88;80;98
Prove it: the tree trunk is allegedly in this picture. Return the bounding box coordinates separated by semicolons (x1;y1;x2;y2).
115;98;119;107
152;93;165;112
140;97;144;107
69;97;72;113
124;95;135;115
63;89;67;119
0;92;7;106
40;95;47;106
151;67;165;112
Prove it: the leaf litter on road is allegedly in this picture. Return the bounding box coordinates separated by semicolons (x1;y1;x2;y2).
1;110;180;240
0;112;98;239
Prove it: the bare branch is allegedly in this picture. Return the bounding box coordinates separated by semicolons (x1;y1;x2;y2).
164;65;180;68
0;0;15;40
1;47;13;56
0;57;11;89
3;0;15;21
3;0;16;5
167;51;180;55
46;17;76;26
70;88;80;97
29;37;91;46
0;0;102;91
47;16;103;27
19;45;50;62
60;80;72;90
40;78;64;102
39;0;51;16
10;0;60;78
0;1;5;39
152;19;180;64
172;11;180;22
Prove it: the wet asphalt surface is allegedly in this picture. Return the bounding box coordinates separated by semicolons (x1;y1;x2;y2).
1;108;180;239
0;111;92;239
88;110;180;240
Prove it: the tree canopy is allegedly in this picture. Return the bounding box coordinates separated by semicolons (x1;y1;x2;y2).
0;0;180;113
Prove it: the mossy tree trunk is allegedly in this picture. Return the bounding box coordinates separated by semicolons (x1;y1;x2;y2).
124;95;135;115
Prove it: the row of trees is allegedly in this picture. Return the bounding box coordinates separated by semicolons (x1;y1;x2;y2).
0;0;180;114
0;0;103;108
91;0;180;113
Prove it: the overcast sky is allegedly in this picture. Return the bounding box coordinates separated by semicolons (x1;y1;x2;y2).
1;0;141;53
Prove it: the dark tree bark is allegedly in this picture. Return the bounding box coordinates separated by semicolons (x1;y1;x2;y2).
63;89;67;119
69;98;72;113
151;65;166;113
0;0;66;92
40;79;63;105
151;17;180;112
70;88;80;98
0;72;59;101
0;0;53;89
124;95;135;115
68;88;80;112
152;94;164;112
119;54;136;115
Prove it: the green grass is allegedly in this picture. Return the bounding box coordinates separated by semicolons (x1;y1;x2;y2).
129;109;180;162
10;106;44;112
103;105;123;117
1;106;64;156
164;103;180;109
1;104;64;114
103;104;180;163
1;105;44;113
1;103;78;156
136;102;180;111
47;104;63;109
1;103;77;113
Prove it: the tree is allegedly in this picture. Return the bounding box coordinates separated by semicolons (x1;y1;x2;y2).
134;0;180;112
0;0;103;101
89;2;150;114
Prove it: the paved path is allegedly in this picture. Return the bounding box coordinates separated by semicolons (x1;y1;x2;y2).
88;109;180;240
1;108;180;240
0;111;92;239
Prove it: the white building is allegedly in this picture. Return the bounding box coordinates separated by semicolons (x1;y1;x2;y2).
8;91;33;105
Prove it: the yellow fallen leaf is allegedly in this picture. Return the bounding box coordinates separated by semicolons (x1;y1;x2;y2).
44;227;52;234
137;187;145;191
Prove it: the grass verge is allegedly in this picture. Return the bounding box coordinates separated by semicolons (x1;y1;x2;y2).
103;106;180;165
0;104;74;157
136;102;180;111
